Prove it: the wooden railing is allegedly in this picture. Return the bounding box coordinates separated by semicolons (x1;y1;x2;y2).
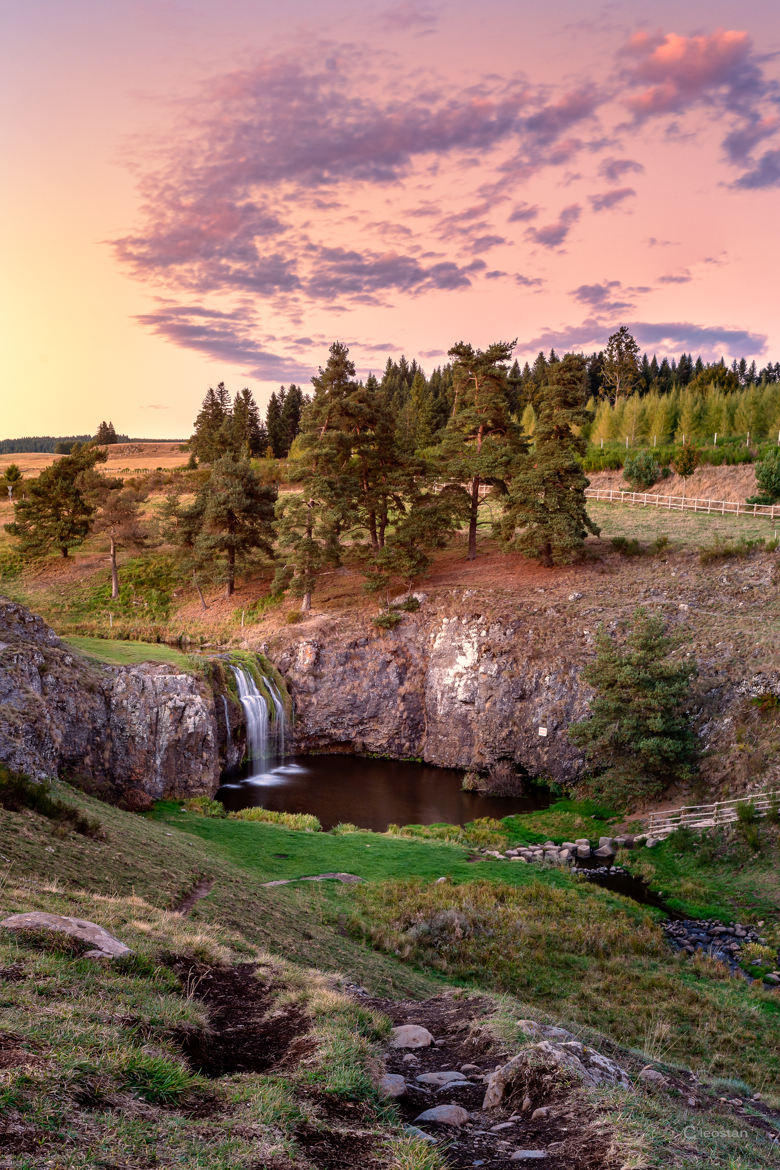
647;790;780;839
585;487;780;519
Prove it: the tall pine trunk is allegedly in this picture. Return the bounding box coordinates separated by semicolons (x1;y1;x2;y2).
110;536;119;599
467;475;480;560
302;590;312;612
225;547;235;598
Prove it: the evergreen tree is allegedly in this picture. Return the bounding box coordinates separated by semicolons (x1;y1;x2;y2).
174;454;276;597
94;421;118;444
90;478;148;598
501;353;599;566
5;443;107;558
602;326;640;403
272;493;333;612
439;339;525;560
362;487;468;603
748;448;780;504
569;609;699;807
2;463;23;501
191;383;232;463
279;384;305;456
231;387;267;457
265;390;284;457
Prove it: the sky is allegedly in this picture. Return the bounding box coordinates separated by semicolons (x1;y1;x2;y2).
2;0;780;438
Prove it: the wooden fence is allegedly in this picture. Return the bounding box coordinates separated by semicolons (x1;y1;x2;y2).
646;790;780;839
584;487;780;519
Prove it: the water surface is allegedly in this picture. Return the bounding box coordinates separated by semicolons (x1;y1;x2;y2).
217;754;550;832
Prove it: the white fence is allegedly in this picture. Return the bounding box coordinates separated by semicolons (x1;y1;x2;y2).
585;487;780;519
647;790;780;839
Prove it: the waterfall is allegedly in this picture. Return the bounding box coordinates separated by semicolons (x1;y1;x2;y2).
231;665;287;776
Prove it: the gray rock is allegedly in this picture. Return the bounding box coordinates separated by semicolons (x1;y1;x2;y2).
531;1106;551;1120
511;1153;548;1162
483;1040;630;1109
516;1020;578;1044
403;1125;437;1143
378;1073;407;1098
638;1067;668;1088
598;836;615;850
1;913;131;958
594;845;615;859
576;845;592;859
416;1070;468;1086
414;1104;470;1126
390;1024;434;1049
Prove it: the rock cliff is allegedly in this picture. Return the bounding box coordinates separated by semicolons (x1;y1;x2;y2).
0;598;222;807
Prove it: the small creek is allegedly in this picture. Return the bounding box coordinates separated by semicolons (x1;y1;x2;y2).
217;755;550;832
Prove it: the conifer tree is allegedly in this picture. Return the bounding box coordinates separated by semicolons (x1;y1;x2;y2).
191;383;233;463
231;387;267;457
6;443;107;558
94;420;118;444
90;478;148;598
501;353;599;566
174;454;276;597
439;339;525;560
272;493;334;612
569;609;699;807
2;463;23;500
602;326;640;403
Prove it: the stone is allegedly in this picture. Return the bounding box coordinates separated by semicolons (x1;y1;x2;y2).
1;913;131;958
594;845;615;859
483;1041;630;1109
516;1020;578;1044
638;1067;668;1088
762;973;780;986
403;1125;437;1143
510;1153;548;1161
531;1107;551;1120
416;1071;469;1086
414;1104;470;1127
645;837;661;848
576;845;592;859
598;836;615;850
491;1122;516;1131
390;1024;434;1049
379;1073;407;1098
460;1063;482;1073
402;1053;420;1064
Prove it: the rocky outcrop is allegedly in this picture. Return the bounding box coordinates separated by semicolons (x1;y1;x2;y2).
272;607;591;786
0;598;222;807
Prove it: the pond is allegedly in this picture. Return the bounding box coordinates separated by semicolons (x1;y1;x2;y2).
216;754;550;832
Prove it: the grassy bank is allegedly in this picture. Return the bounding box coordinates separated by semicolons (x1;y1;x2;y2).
62;635;194;667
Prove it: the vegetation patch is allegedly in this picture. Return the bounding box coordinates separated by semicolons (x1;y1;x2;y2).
229;807;322;832
63;634;194;667
0;766;103;838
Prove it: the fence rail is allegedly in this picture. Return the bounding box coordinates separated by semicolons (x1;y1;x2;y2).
585;487;780;519
647;790;780;838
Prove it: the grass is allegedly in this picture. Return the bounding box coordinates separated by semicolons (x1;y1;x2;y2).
346;877;780;1091
587;500;779;547
62;635;194;668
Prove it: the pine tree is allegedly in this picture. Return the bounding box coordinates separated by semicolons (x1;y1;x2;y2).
191;383;233;463
5;443;107;558
231;388;267;457
272;493;333;611
438;339;525;560
362;487;468;603
279;384;305;456
602;326;640;403
2;463;23;501
94;421;118;444
501;354;599;566
174;455;276;597
569;609;699;807
90;478;148;598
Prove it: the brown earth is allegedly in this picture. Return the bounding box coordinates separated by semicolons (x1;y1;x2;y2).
589;463;758;502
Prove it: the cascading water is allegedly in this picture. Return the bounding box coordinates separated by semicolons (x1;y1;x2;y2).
221;695;232;743
231;665;287;778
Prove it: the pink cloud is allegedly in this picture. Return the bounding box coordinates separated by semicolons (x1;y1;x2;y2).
624;29;753;119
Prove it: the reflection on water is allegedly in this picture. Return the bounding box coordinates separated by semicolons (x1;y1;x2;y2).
216;754;550;831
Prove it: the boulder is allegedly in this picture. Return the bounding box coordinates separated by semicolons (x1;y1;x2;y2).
390;1024;434;1049
378;1073;407;1098
516;1020;578;1044
1;913;131;958
483;1040;630;1109
414;1104;470;1127
638;1067;668;1088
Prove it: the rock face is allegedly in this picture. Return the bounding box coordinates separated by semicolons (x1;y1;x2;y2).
273;608;591;785
1;912;131;958
0;598;221;806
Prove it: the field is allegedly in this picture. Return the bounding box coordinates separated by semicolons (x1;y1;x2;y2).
0;441;187;477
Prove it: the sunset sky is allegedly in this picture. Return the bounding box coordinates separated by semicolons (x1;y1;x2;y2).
3;0;780;438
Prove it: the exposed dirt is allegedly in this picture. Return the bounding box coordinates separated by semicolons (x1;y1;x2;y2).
174;961;313;1077
364;992;620;1170
589;464;758;503
172;877;215;916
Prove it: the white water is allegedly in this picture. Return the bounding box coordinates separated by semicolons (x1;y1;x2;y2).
231;665;288;778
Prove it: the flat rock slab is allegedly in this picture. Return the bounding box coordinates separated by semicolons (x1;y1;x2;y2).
415;1104;470;1127
1;913;131;958
390;1024;435;1049
416;1070;469;1086
511;1153;548;1161
262;872;363;887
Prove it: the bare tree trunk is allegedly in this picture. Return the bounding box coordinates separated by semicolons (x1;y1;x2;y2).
225;548;235;598
193;572;208;611
302;590;311;612
110;537;119;599
467;475;480;561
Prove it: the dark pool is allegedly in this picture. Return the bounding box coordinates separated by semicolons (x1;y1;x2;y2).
216;755;550;832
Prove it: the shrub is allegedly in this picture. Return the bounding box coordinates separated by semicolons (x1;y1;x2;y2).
623;450;662;490
0;767;103;837
228;807;322;831
181;796;226;818
747;447;780;504
331;822;361;834
373;610;404;629
397;595;421;612
611;536;644;556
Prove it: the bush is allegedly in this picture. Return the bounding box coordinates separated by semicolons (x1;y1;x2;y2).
228;807;322;831
611;536;644;556
0;767;103;837
181;796;226;818
623;450;662;490
747;447;780;504
373;610;404;629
